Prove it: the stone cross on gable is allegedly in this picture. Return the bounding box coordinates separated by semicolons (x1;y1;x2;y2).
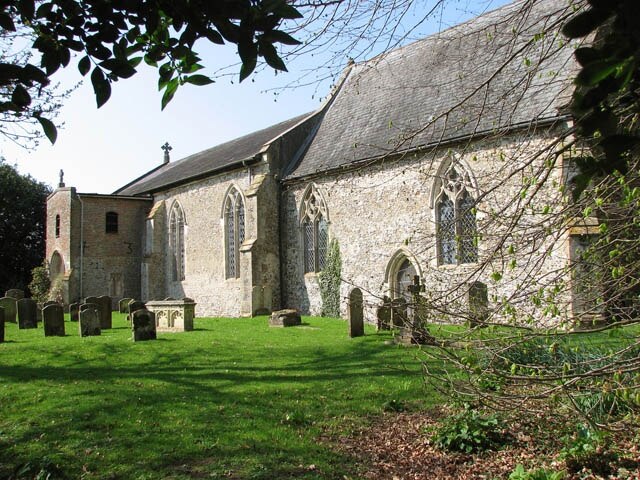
58;169;65;188
161;142;172;164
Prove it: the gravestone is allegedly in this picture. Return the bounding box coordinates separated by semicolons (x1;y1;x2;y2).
97;295;112;329
79;307;101;337
348;288;365;337
132;309;156;341
269;309;301;327
0;307;4;343
5;289;24;300
69;302;80;322
390;297;407;328
127;300;146;321
467;281;489;327
17;298;37;329
376;296;392;330
80;302;98;312
43;304;65;336
119;298;133;313
0;297;17;323
36;303;43;323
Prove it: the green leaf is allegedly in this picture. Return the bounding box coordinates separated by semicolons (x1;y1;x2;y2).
99;59;137;79
573;47;601;67
184;74;214;86
161;78;179;110
261;30;301;46
19;0;36;21
575;58;627;86
36;116;57;144
259;42;287;72
0;12;16;31
78;56;91;76
90;67;111;108
11;84;31;107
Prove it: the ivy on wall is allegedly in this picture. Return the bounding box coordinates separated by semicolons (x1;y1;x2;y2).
319;239;342;318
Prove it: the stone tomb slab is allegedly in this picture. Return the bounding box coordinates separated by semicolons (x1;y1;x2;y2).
42;304;65;337
79;307;101;337
132;309;157;341
348;288;365;337
17;298;37;329
0;297;17;323
5;289;24;300
269;309;301;327
146;298;196;332
0;307;4;343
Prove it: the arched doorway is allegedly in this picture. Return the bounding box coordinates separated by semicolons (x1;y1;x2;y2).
49;251;65;281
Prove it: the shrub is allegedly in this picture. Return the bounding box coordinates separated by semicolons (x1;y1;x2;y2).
508;464;565;480
28;261;50;304
560;424;617;476
431;406;505;453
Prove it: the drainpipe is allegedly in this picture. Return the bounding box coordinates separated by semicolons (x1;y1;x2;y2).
78;195;84;300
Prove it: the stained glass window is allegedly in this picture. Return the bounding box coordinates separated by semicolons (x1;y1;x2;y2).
435;162;478;265
224;188;245;278
300;185;329;273
169;202;186;281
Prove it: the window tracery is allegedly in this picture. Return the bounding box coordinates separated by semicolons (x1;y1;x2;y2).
224;187;245;279
300;185;329;273
435;162;478;265
169;202;186;281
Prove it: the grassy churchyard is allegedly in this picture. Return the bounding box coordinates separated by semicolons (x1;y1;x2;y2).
0;314;435;479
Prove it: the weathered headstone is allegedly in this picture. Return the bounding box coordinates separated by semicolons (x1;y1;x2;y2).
467;281;489;327
269;309;301;327
97;295;112;329
79;307;101;337
0;297;17;323
69;302;80;322
80;302;98;312
119;298;133;313
348;288;365;337
132;309;156;341
43;300;58;308
128;300;146;321
376;296;392;330
0;307;5;343
43;304;65;336
17;298;37;329
36;303;43;323
5;289;24;300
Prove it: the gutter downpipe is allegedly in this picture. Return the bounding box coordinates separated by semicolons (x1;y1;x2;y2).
78;194;84;300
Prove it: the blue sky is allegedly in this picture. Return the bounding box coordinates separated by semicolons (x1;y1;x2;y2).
1;0;509;193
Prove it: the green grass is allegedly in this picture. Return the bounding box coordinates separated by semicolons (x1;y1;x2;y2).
0;314;436;479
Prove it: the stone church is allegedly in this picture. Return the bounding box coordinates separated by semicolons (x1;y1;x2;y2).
46;0;593;323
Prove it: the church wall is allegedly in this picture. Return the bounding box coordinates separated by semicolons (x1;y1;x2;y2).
281;128;572;324
152;165;270;317
75;195;151;304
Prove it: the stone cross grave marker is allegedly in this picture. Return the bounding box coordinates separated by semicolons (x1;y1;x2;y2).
43;304;65;337
132;309;156;341
348;288;365;337
390;297;407;328
376;296;392;331
0;306;4;343
69;303;80;322
0;297;17;323
97;295;112;329
17;298;37;329
405;275;435;345
119;298;133;313
5;289;24;300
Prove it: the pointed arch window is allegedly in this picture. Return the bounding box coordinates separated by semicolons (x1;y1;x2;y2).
435;162;478;265
169;202;186;281
55;214;60;238
300;185;329;273
224;187;245;279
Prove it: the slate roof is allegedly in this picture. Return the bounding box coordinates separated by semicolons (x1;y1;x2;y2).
114;113;313;195
285;0;579;180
